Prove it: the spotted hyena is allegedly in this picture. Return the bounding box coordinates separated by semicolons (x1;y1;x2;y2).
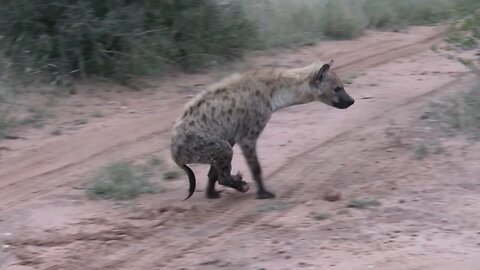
170;60;354;200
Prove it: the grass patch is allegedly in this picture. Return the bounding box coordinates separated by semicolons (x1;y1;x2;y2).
50;128;62;136
414;143;429;160
422;82;480;139
162;170;181;181
257;201;292;213
310;212;332;221
347;198;381;209
384;120;404;147
0;81;19;139
149;156;163;167
0;110;16;139
0;89;17;139
72;118;88;126
20;107;53;128
90;111;104;118
87;161;159;200
145;156;182;181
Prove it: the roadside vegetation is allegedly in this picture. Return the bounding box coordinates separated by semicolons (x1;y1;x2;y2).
435;0;480;140
422;81;480;140
87;161;159;200
0;0;477;88
86;155;182;200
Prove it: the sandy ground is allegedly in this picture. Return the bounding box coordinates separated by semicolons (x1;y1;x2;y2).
1;26;480;270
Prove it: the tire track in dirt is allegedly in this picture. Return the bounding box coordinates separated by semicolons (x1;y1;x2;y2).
0;29;442;213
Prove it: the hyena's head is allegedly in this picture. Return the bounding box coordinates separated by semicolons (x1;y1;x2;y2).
309;60;354;109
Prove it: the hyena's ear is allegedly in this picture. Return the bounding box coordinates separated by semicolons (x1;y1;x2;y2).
314;60;334;84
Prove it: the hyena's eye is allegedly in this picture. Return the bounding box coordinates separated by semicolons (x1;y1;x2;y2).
334;87;341;93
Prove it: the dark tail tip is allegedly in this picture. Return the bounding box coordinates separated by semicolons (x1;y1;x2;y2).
181;165;196;200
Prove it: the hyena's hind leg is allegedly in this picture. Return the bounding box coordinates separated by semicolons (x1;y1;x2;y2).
206;166;220;199
206;139;245;199
210;140;249;194
239;139;275;199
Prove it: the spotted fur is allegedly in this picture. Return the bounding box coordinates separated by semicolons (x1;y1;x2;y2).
170;60;354;200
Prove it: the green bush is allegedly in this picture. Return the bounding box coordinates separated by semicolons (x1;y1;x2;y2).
242;0;460;45
362;0;408;30
0;81;16;139
0;0;257;83
447;2;480;49
362;0;457;30
240;0;326;48
423;82;480;139
0;0;474;87
87;161;157;200
404;0;455;25
0;108;16;139
322;0;367;39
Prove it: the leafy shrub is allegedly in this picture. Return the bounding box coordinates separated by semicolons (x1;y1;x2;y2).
0;108;16;139
240;0;326;48
0;82;17;139
362;0;408;30
447;2;480;49
322;0;367;39
0;0;257;83
423;83;480;139
0;0;474;87
87;161;158;200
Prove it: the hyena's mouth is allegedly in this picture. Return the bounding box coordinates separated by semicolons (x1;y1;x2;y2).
332;98;355;109
332;87;355;109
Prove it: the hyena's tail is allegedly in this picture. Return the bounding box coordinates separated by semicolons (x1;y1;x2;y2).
180;164;196;200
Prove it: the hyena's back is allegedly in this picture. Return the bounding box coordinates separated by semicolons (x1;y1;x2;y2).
172;76;273;150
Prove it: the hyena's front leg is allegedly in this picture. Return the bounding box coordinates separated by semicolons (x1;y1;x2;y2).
211;140;249;194
239;140;275;199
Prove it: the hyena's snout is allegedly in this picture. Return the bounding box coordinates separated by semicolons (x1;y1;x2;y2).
332;87;354;109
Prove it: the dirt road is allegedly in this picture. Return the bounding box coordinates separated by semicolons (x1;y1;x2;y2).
1;26;479;270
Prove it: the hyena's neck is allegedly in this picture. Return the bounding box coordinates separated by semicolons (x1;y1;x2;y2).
268;64;320;112
270;83;313;112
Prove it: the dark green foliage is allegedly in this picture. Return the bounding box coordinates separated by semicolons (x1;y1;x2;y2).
0;0;257;83
0;107;16;139
347;198;381;209
87;161;158;200
322;0;367;39
362;0;456;30
0;0;477;88
423;83;480;139
447;1;480;49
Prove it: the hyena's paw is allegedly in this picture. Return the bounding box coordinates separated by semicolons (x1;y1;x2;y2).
220;172;248;193
229;179;249;193
231;171;249;193
238;181;249;193
256;190;275;199
232;171;243;181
